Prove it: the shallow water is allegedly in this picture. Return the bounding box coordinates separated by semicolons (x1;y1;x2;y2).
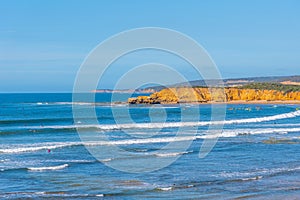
1;93;300;199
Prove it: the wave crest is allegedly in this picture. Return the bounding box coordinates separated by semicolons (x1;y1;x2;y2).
25;110;300;131
27;164;69;171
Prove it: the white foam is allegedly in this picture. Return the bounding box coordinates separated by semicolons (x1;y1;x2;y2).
241;176;263;181
100;158;112;162
0;142;81;153
16;110;300;132
252;123;300;128
0;138;196;154
44;159;94;163
157;187;173;191
202;127;300;139
101;110;300;130
46;102;127;107
263;166;300;174
155;151;192;157
1;126;300;154
219;166;300;179
0;138;194;154
34;192;46;195
27;164;68;171
35;102;48;105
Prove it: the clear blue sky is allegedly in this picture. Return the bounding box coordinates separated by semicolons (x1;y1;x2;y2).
0;0;299;92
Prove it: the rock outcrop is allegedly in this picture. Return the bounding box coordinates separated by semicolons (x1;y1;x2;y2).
128;87;300;104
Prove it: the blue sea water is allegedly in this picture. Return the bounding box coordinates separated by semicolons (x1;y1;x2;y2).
1;93;300;199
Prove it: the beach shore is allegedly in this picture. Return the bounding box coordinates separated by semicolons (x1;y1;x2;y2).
201;100;300;105
128;100;300;105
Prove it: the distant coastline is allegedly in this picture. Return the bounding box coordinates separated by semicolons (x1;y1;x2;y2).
91;89;156;94
91;75;300;105
127;79;300;105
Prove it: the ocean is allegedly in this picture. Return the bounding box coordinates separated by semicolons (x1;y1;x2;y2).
1;93;300;199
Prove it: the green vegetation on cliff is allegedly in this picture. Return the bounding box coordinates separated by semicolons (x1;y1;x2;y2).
239;83;300;93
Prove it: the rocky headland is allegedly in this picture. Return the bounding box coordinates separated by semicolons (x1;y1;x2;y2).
128;84;300;104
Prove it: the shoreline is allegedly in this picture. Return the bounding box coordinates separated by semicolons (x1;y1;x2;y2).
131;100;300;105
202;100;300;105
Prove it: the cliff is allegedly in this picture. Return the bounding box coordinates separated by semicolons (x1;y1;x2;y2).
128;87;300;104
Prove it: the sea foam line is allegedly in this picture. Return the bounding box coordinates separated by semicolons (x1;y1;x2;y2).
1;127;300;154
18;110;300;131
219;127;300;137
0;142;82;153
218;165;300;179
27;164;69;171
102;110;300;129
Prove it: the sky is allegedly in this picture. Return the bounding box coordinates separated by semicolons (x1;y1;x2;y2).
0;0;300;92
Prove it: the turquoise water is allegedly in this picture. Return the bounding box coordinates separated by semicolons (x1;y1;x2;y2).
1;93;300;199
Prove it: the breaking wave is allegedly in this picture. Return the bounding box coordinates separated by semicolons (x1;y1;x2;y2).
1;126;300;154
27;164;69;171
0;142;82;154
154;151;193;157
218;165;300;179
14;110;300;131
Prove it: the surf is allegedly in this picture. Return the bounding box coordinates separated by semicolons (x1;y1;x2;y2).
2;126;300;154
20;110;300;131
27;164;69;171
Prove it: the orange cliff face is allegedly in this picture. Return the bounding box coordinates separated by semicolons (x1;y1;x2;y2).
128;87;300;104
